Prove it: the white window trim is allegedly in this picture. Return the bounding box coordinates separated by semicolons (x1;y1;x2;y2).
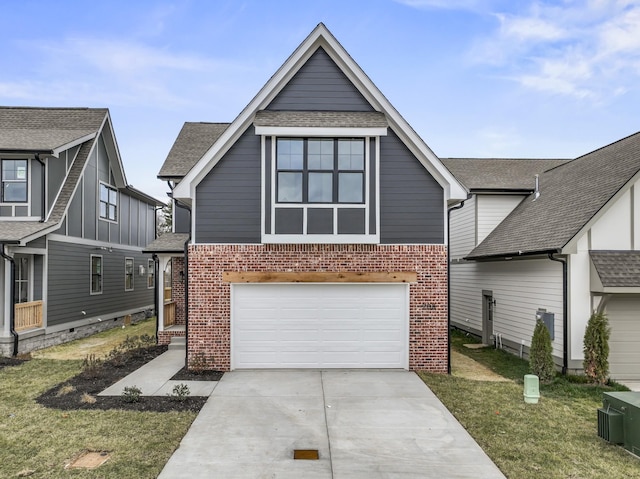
125;257;134;292
0;158;31;215
255;126;387;137
264;135;379;244
99;181;119;224
90;254;103;295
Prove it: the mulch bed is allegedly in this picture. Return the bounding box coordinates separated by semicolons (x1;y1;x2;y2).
35;345;223;412
171;367;224;381
0;357;27;370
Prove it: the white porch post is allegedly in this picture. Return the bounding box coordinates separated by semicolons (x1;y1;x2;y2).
1;257;8;337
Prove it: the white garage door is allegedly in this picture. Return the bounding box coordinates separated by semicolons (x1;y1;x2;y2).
606;296;640;381
231;283;408;369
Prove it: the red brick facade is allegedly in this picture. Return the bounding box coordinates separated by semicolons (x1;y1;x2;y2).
186;243;448;372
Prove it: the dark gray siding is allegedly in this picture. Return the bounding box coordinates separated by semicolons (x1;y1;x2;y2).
97;136;110;183
31;159;43;218
33;255;43;301
68;184;83;237
379;129;444;244
195;126;261;243
26;237;46;249
266;47;374;112
48;156;66;211
47;241;153;327
83;150;97;240
174;201;190;233
120;194;130;243
264;137;272;235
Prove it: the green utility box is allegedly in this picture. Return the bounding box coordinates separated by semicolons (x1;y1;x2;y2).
598;391;640;457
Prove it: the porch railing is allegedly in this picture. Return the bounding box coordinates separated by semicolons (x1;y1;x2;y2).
163;301;176;328
15;300;43;332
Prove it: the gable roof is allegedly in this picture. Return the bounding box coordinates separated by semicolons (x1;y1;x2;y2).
158;122;230;179
590;250;640;288
442;158;569;191
170;23;466;204
467;131;640;259
0;107;106;154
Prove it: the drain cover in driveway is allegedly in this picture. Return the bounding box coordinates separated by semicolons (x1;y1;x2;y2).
293;449;319;460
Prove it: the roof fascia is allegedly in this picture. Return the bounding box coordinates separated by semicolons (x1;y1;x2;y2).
173;23;467;202
52;132;97;157
254;126;388;136
562;167;640;254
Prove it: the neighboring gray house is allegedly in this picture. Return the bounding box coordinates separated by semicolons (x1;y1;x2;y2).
146;23;467;372
0;107;162;356
445;131;640;382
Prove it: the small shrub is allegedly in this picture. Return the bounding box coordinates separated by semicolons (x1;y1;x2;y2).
56;384;76;397
189;352;208;374
121;386;142;403
529;320;555;382
583;312;610;385
168;383;190;402
81;393;96;404
81;354;103;378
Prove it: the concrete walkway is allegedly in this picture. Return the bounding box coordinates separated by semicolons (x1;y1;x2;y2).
99;349;218;397
158;369;506;479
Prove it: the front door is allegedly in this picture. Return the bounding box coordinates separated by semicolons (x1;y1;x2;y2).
482;290;494;345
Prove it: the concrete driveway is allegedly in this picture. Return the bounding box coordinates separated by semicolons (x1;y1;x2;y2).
158;370;505;478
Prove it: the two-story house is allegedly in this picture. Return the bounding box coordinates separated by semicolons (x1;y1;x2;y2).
0;107;161;356
145;23;467;372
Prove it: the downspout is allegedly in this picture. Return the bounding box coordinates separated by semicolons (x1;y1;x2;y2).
152;253;159;343
447;196;469;374
35;154;46;222
0;244;18;356
548;252;568;375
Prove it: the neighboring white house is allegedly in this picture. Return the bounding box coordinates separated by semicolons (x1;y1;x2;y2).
444;131;640;382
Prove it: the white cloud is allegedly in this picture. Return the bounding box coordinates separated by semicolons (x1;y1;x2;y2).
470;1;640;100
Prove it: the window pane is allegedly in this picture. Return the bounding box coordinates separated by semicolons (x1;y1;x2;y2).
277;172;302;202
277;139;303;170
3;183;27;202
308;139;334;170
109;205;117;221
338;139;364;170
308;173;333;203
100;184;109;202
109;189;118;205
339;172;363;203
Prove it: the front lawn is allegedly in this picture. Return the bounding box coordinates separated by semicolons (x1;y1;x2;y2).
0;319;199;478
420;330;640;479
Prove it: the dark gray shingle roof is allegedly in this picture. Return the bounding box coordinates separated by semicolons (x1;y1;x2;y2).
158;123;230;179
0;107;106;151
467;131;640;259
590;250;640;287
442;158;569;191
254;110;387;128
144;233;190;253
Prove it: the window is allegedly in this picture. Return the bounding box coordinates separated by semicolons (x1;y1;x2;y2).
2;159;28;203
147;259;155;289
14;255;29;303
125;258;134;291
91;255;102;295
276;138;365;204
99;183;118;221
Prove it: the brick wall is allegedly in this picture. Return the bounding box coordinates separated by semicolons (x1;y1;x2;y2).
187;244;448;372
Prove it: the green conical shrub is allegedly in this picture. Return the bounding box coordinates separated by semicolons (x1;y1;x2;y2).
583;312;610;385
530;320;555;382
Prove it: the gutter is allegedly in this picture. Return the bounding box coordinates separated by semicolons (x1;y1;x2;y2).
34;154;46;222
446;196;469;374
548;252;568;375
0;244;18;356
465;248;562;262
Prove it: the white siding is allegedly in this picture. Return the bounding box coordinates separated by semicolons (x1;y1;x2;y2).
450;259;564;358
590;189;632;250
477;195;525;243
569;235;592;362
449;195;476;259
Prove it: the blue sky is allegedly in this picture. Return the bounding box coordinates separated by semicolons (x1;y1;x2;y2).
1;0;639;200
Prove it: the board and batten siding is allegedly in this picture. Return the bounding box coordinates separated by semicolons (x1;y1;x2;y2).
46;240;153;327
476;194;525;244
450;258;564;359
379;129;444;244
266;47;374;112
449;195;476;259
195;126;262;243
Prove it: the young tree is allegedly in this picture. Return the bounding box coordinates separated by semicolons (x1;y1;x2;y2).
583;312;610;385
157;202;172;236
530;320;555;382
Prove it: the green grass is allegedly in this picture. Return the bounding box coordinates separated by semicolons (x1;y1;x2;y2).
420;330;640;479
0;321;197;479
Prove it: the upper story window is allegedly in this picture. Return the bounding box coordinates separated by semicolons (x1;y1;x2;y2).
1;159;27;203
276;138;365;204
99;183;118;221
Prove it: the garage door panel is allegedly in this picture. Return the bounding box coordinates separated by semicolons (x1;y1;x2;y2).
232;283;408;369
606;296;640;381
